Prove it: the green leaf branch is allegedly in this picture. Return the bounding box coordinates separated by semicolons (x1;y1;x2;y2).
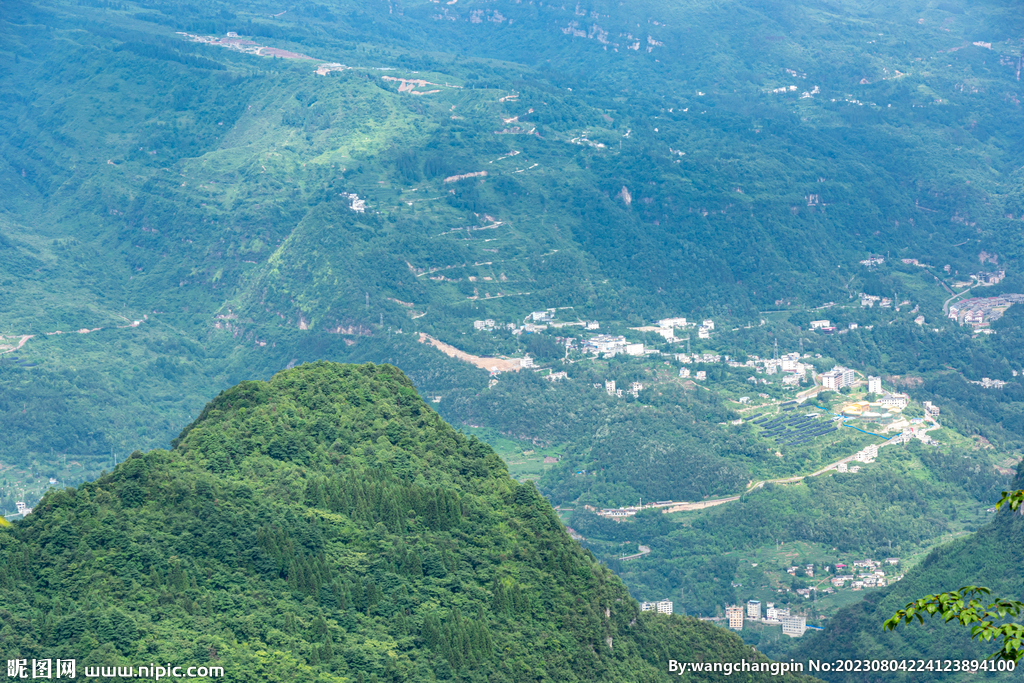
995;489;1024;514
884;585;1024;663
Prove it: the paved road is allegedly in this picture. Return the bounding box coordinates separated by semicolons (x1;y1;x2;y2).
943;285;975;316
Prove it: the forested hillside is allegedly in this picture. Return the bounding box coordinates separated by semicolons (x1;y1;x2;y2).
2;0;1024;478
0;363;817;682
793;462;1024;681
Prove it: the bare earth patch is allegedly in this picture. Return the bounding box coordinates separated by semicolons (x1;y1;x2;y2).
418;333;523;373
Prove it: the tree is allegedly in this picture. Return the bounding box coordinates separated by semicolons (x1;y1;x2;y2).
884;489;1024;663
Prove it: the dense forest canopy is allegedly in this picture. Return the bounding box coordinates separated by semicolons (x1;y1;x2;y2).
0;363;817;682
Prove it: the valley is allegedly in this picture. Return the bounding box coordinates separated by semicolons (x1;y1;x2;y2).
1;0;1023;678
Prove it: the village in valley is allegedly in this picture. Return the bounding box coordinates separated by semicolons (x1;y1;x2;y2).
441;249;1022;504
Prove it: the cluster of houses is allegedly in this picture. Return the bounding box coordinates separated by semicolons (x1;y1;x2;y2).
584;335;646;357
829;558;902;590
725;601;807;637
969;377;1009;389
859;294;910;309
599;380;643;398
472;309;602;335
473;313;720;354
948;294;1024;330
951;270;1006;289
650;318;715;341
676;351;815;387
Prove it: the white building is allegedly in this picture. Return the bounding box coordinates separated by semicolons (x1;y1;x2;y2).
853;444;878;463
867;376;882;394
520;355;535;368
474;319;496;330
625;343;645;356
810;320;831;329
586;321;600;330
698;327;710;339
679;367;691;378
695;371;707;381
726;605;744;630
746;600;761;620
605;380;616;396
781;615;807;638
766;604;789;621
659;318;687;328
879;394;909;409
702;320;715;330
640;600;673;615
821;366;855;390
587;334;627;354
15;502;31;516
780;357;803;373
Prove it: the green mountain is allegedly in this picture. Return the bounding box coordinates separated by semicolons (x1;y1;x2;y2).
0;362;817;682
2;0;1024;671
792;462;1024;681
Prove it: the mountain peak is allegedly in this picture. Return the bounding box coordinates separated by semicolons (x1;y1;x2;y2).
4;362;807;682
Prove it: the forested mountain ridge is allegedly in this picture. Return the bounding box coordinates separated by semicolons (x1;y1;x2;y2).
792;462;1024;682
0;362;817;682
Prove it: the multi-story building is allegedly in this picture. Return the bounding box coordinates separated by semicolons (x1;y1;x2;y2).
640;600;673;615
821;366;855;390
867;376;882;394
781;615;807;638
586;334;627;354
726;605;744;630
746;600;761;620
605;380;616;396
766;604;789;621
